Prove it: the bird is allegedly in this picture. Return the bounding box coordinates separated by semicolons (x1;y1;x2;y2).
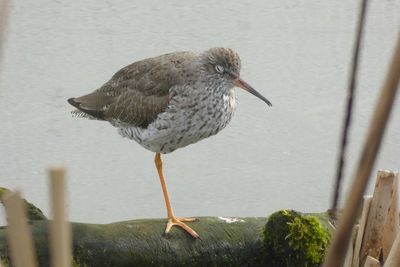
68;47;272;239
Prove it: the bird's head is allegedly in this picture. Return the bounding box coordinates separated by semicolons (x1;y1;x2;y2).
200;47;272;107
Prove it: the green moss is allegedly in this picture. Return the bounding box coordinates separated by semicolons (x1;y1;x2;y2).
25;201;46;221
263;210;331;267
0;187;46;221
73;259;88;267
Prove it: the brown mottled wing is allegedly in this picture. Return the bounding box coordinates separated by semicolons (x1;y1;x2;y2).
68;51;196;128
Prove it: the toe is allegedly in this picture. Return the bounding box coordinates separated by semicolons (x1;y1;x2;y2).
176;221;200;239
163;217;200;239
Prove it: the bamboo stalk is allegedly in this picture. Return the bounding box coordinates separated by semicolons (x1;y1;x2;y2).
322;36;400;267
49;167;72;267
2;191;38;267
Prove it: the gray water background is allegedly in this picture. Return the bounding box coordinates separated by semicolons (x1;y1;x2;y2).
0;0;399;225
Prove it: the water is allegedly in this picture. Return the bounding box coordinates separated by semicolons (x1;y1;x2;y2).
1;0;399;225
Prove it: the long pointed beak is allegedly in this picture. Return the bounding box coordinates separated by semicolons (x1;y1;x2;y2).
234;78;272;107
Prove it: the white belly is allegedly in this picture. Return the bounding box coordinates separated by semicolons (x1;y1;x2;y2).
117;88;237;154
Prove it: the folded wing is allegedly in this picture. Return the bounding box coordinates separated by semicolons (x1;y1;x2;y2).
68;51;196;128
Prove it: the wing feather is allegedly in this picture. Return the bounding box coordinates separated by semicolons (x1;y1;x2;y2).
68;51;196;128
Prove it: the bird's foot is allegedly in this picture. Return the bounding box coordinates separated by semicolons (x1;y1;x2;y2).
164;216;200;239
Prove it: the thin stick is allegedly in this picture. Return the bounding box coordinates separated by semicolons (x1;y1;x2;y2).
331;0;369;213
49;167;72;267
2;191;38;267
322;36;400;267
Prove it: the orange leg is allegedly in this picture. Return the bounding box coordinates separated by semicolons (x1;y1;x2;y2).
154;153;199;239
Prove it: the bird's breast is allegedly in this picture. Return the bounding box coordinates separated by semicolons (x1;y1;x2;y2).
167;86;238;141
118;86;237;154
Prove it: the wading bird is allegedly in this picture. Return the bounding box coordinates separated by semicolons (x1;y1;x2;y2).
68;47;272;238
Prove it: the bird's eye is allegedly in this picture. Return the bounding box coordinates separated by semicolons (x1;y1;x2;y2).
215;65;225;74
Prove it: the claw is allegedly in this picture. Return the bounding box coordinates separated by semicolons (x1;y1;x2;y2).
164;217;200;239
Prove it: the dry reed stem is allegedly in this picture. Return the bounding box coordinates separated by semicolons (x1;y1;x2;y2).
322;36;400;267
0;0;11;62
331;0;369;213
49;167;72;267
2;191;37;267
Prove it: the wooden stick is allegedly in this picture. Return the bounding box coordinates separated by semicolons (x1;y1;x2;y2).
352;196;373;267
49;167;72;267
363;256;379;267
322;36;400;267
360;171;397;263
384;229;400;267
382;171;399;260
2;191;38;267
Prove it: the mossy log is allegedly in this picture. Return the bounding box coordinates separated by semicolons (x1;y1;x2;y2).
0;214;332;267
0;217;266;267
0;188;332;266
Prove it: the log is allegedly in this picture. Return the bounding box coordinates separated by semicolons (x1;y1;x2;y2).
360;171;397;264
0;213;333;267
0;217;266;267
0;186;334;266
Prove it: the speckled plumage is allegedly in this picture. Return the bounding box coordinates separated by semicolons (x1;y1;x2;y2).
69;47;245;154
68;47;272;238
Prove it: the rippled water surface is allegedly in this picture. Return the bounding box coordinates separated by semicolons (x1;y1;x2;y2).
1;1;399;224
